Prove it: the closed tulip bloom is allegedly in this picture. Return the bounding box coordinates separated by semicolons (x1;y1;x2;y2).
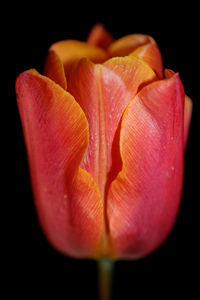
16;24;192;260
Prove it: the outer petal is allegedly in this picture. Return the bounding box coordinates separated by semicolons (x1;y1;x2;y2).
108;34;155;57
68;56;156;201
130;43;163;78
164;69;193;146
107;74;184;259
49;40;108;77
16;70;103;258
43;50;67;89
87;23;114;50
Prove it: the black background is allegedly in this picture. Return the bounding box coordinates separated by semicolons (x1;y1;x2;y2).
6;1;200;299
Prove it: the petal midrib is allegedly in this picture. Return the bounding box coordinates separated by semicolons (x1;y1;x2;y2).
96;65;107;201
95;65;112;256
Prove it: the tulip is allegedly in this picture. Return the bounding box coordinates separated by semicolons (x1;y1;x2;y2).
15;24;192;261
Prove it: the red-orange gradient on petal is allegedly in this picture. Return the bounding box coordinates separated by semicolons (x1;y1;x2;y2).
107;74;185;259
67;56;156;200
16;70;103;258
67;56;156;255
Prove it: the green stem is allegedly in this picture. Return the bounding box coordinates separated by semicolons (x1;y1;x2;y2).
98;259;114;300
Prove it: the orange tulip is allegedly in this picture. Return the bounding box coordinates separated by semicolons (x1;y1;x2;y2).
15;24;192;260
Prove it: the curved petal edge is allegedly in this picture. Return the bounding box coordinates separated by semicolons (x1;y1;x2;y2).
107;73;185;259
16;70;103;258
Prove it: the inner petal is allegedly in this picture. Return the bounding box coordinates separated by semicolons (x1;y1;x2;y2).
68;56;156;201
129;43;163;78
87;23;114;50
108;34;155;57
49;40;108;77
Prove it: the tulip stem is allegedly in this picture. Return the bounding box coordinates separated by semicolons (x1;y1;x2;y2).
98;259;114;300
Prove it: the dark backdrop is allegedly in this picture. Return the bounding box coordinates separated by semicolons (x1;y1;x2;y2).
7;1;200;299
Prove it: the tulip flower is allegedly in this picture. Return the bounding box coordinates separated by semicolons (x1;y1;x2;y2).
16;24;192;262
